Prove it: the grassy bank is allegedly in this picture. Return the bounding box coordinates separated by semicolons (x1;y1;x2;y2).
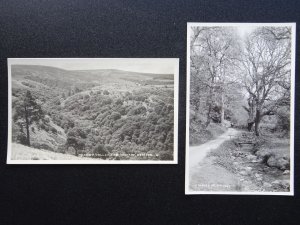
189;123;227;145
11;143;94;160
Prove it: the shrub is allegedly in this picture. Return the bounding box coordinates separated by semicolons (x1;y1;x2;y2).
51;127;58;135
57;145;66;154
17;132;27;145
93;144;108;158
82;105;90;111
115;98;123;105
159;151;173;160
40;123;46;130
44;125;50;132
111;112;121;121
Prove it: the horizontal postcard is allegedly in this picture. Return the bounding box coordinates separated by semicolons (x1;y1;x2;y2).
186;23;295;195
7;58;179;164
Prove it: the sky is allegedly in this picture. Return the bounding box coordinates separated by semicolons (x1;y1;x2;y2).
8;58;178;74
236;26;256;39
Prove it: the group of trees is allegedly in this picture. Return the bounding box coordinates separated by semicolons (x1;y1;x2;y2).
59;87;174;160
190;26;292;138
12;81;174;160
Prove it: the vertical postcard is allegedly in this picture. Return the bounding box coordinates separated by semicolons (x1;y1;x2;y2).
186;23;295;195
7;58;179;164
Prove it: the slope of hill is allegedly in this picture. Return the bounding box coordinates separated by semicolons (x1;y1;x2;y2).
11;143;94;160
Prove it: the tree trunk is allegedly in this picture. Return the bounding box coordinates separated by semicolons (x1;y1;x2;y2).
205;79;214;128
24;105;30;146
246;97;255;132
247;122;254;131
205;99;212;128
220;92;225;125
254;109;261;136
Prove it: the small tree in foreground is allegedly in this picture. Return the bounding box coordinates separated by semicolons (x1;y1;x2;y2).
13;90;44;146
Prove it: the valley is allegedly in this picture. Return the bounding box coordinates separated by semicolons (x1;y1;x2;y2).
11;65;175;161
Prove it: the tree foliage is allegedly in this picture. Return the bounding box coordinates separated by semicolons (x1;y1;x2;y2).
13;90;44;146
239;27;291;135
190;25;292;140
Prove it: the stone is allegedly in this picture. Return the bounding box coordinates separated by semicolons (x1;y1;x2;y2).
245;167;252;171
263;182;272;188
239;171;248;176
254;173;261;178
272;180;290;189
277;158;290;170
267;156;277;167
246;155;257;161
272;180;280;184
283;170;290;175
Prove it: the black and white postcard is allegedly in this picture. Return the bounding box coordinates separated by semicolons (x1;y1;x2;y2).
186;23;295;195
7;58;179;164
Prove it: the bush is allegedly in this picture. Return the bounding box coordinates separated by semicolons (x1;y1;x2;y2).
111;112;121;121
82;105;90;111
115;98;123;105
93;144;108;158
51;127;58;135
159;151;173;160
17;132;27;145
128;106;147;116
44;125;50;132
57;144;66;153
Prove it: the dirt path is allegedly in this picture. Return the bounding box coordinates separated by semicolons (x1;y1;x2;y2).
189;128;240;168
188;128;243;192
188;129;290;193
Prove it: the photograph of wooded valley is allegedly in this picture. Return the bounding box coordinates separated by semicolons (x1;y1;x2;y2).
186;24;295;194
8;58;178;163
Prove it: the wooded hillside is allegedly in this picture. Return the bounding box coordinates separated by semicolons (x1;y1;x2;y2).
11;65;175;160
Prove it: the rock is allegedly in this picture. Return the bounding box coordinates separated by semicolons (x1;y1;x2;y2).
263;182;272;188
266;156;290;171
233;162;239;166
239;171;248;176
272;180;290;189
245;167;252;171
277;158;290;170
267;156;277;167
254;173;261;178
272;180;280;185
257;177;263;181
246;155;257;161
283;170;290;175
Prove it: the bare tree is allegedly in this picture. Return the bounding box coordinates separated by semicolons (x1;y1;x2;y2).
190;27;239;127
239;27;291;136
